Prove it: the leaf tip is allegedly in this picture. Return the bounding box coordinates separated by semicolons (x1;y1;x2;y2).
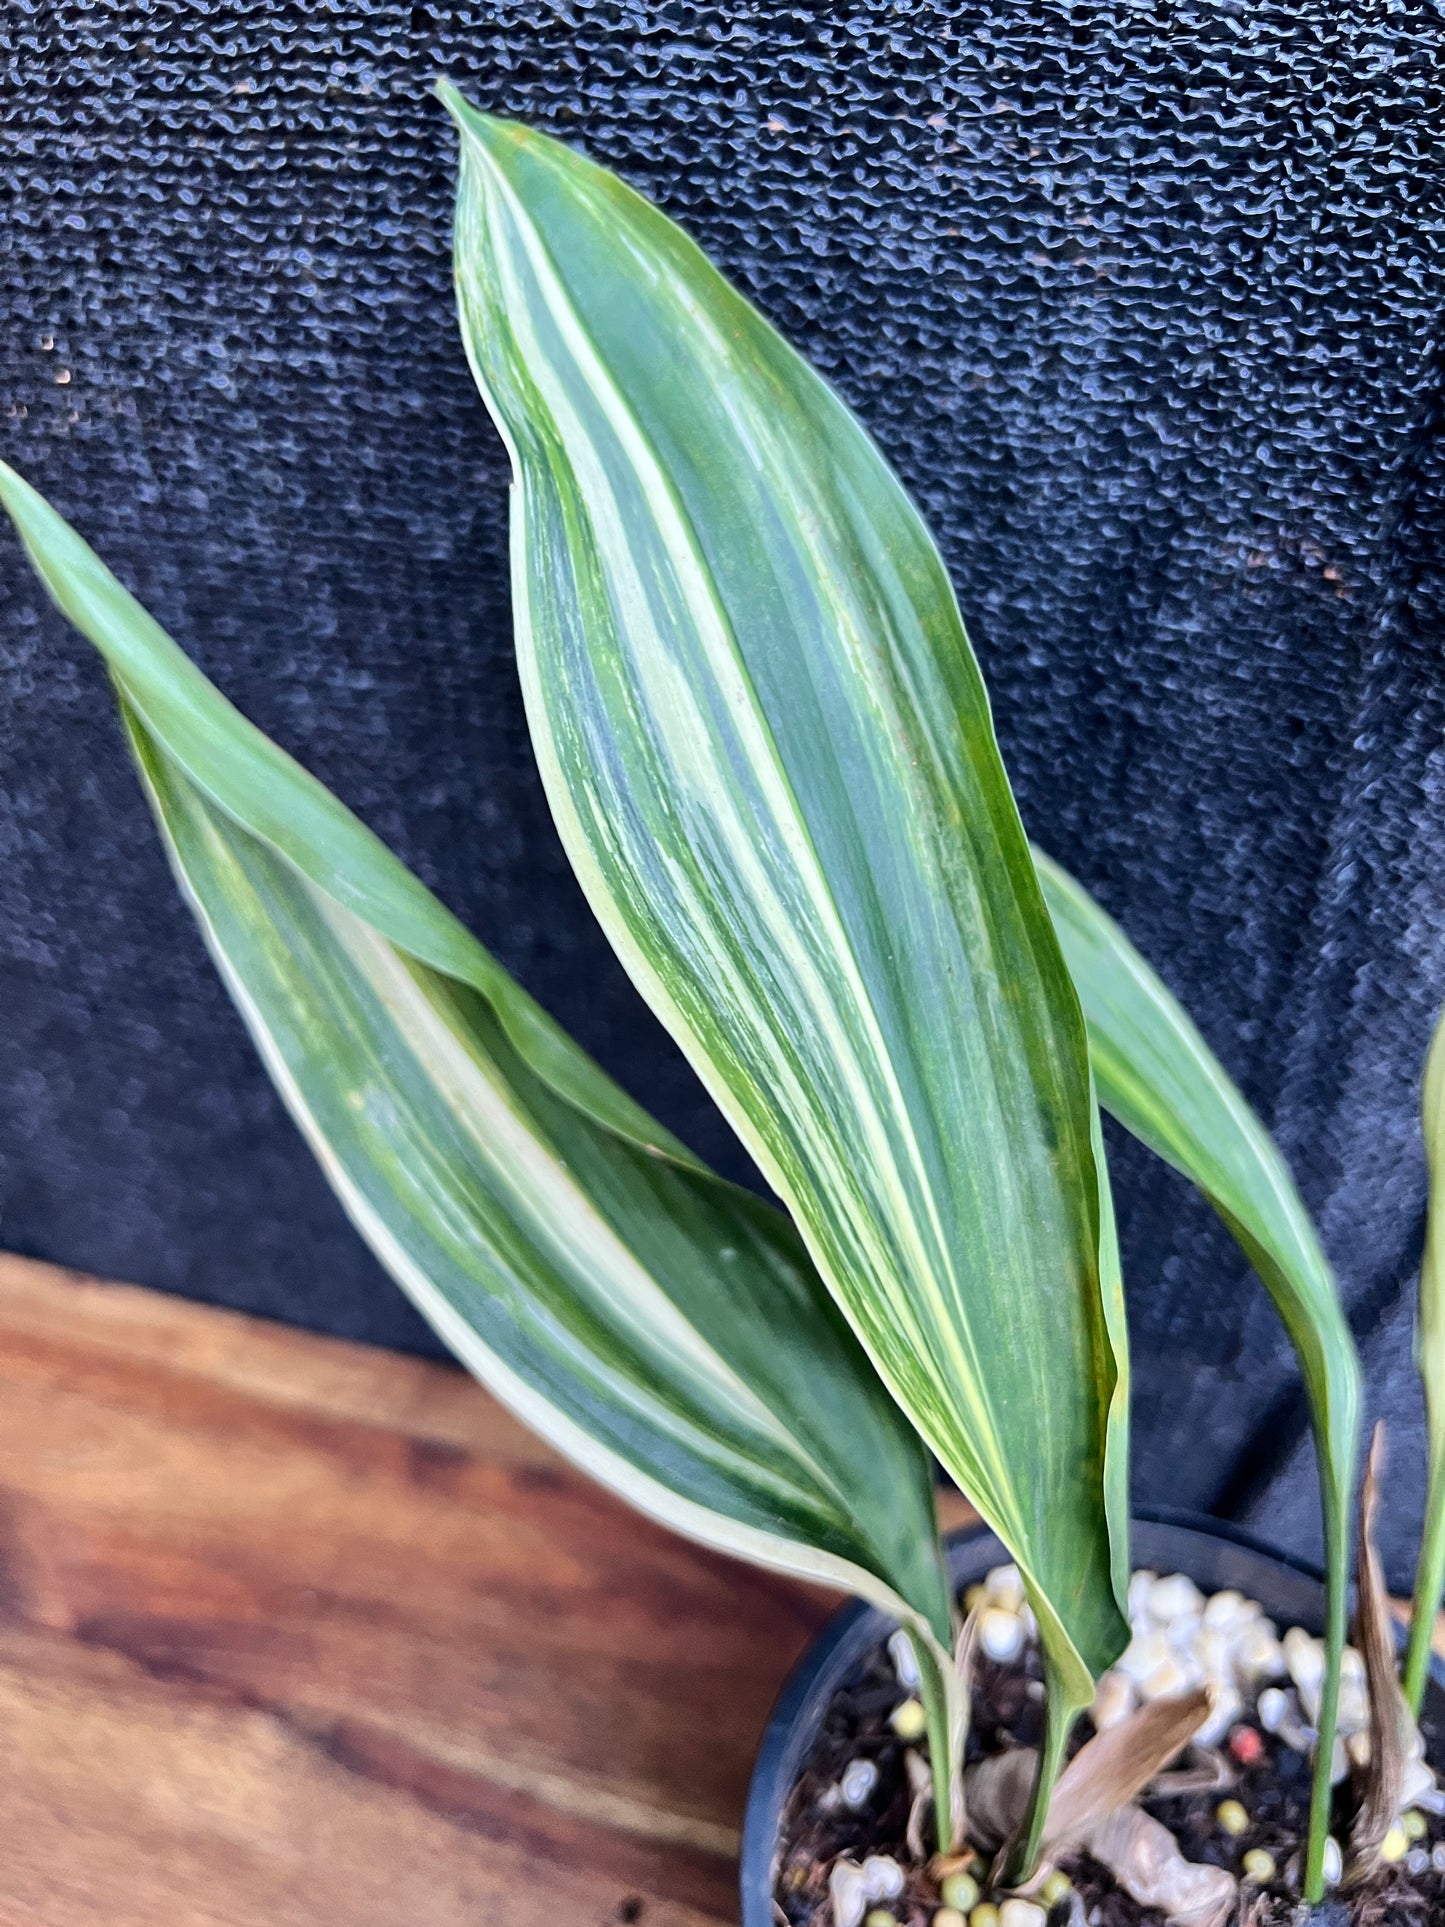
0;459;61;568
432;75;470;123
433;80;529;165
0;456;34;522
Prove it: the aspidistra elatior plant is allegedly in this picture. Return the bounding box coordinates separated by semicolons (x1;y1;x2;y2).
438;88;1361;1891
1;82;1369;1896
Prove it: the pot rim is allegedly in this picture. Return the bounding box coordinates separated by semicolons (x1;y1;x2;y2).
739;1505;1445;1927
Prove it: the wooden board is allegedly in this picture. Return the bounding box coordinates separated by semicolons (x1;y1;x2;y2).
0;1250;970;1927
9;1252;1433;1926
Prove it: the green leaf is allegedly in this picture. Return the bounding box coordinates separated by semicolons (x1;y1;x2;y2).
1405;1007;1445;1714
1033;848;1361;1898
0;457;954;1648
443;86;1130;1722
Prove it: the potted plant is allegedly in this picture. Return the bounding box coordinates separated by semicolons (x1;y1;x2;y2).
3;84;1443;1924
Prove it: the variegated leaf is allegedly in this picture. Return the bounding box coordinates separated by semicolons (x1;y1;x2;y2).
0;457;954;1647
443;87;1130;1721
1034;848;1360;1896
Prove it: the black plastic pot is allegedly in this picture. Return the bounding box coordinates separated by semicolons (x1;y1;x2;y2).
740;1508;1445;1927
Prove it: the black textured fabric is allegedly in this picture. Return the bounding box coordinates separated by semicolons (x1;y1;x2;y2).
1;5;1442;1587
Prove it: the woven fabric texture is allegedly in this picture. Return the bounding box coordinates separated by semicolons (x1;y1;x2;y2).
1;4;1442;1584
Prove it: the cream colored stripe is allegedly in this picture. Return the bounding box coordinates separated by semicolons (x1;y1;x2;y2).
313;891;807;1463
131;730;927;1624
461;147;1018;1516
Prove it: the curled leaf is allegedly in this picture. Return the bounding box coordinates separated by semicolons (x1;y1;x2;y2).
1147;1748;1234;1799
897;1611;980;1860
963;1747;1039;1855
942;1605;983;1846
1348;1424;1420;1881
1081;1807;1236;1927
1044;1687;1213;1851
903;1745;935;1864
963;1687;1214;1877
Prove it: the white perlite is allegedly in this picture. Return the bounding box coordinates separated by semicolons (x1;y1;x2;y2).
828;1858;868;1927
963;1559;1437;1813
887;1627;921;1690
980;1605;1027;1662
1094;1567;1358;1752
861;1855;904;1901
998;1901;1046;1927
828;1849;905;1924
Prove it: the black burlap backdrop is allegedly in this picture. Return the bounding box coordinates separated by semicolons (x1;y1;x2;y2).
1;5;1443;1587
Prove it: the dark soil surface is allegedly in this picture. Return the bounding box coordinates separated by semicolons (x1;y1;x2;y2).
773;1613;1445;1927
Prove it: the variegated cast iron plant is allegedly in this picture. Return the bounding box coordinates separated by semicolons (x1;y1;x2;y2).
9;81;1445;1906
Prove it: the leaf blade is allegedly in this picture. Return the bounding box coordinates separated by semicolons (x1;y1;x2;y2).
445;90;1129;1703
0;459;694;1167
1033;847;1361;1898
0;459;954;1644
1032;847;1359;1514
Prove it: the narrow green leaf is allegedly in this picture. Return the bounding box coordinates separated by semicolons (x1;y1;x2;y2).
0;458;953;1648
0;464;691;1169
444;87;1130;1720
1033;848;1361;1898
1405;1008;1445;1714
1093;1111;1133;1613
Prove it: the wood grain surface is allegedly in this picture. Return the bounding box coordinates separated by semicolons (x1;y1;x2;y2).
0;1250;946;1927
8;1252;1430;1927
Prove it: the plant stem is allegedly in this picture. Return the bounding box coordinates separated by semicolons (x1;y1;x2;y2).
912;1627;964;1856
1411;1011;1445;1715
1005;1672;1075;1885
1405;1443;1445;1714
1303;1493;1348;1903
